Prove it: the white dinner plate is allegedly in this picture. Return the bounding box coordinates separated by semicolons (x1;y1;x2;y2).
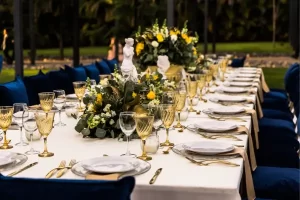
66;94;77;99
224;82;253;87
218;87;248;93
209;107;245;114
0;152;17;167
209;96;247;103
228;77;254;82
183;141;234;155
235;74;257;78
194;121;237;132
81;157;137;173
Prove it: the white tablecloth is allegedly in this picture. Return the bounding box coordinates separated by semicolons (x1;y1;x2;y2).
1;69;259;200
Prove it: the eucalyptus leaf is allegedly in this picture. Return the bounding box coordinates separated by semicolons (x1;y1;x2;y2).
144;54;154;63
75;119;85;133
110;130;115;138
95;128;107;138
82;128;91;136
71;113;78;120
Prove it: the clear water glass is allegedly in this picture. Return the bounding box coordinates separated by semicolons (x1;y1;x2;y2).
23;115;39;155
13;103;29;146
53;90;66;127
119;112;136;157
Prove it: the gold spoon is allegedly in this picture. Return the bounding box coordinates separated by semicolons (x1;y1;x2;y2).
162;147;173;154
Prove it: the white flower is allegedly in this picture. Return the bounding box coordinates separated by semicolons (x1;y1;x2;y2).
103;104;111;112
171;35;178;43
101;113;105;117
101;118;106;124
100;78;108;86
200;54;204;60
109;119;115;125
151;41;159;48
105;112;111;118
148;99;160;107
111;111;116;117
94;115;100;120
87;104;94;112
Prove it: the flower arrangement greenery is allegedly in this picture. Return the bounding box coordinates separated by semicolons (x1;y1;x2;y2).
74;70;176;139
135;19;199;71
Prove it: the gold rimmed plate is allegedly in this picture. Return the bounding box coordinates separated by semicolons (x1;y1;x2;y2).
0;153;28;172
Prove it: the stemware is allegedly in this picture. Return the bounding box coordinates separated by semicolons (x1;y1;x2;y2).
90;79;97;86
210;64;218;85
119;112;136;157
23;112;39;155
73;81;86;112
13;103;29;146
161;91;176;105
35;111;55;157
0;106;14;149
220;60;228;82
135;114;154;161
196;74;206;101
205;70;213;88
186;80;198;112
53;90;66;127
160;104;176;147
38;92;55;113
174;92;187;128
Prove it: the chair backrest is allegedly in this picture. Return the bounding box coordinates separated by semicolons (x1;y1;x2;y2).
0;174;135;200
0;55;3;73
284;63;299;105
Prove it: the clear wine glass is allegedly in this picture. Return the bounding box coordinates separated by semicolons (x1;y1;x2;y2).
13;103;29;146
23;111;39;155
53;90;66;127
119;112;136;157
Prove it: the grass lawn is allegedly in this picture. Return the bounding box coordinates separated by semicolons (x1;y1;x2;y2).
0;67;288;89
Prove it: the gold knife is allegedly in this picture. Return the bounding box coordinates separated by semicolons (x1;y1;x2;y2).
45;160;66;179
149;168;162;185
7;162;38;177
56;159;76;178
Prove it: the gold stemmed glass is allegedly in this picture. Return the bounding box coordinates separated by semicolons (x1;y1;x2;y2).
73;81;86;112
220;60;228;82
186;80;198;112
35;111;55;157
210;64;218;86
0;106;13;149
205;70;213;88
38;92;55;113
160;104;176;147
174;92;186;128
196;74;206;101
135;114;154;161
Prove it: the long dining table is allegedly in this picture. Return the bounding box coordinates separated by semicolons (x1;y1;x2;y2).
1;68;261;200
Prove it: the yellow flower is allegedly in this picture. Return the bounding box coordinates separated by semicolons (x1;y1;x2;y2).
132;92;137;98
96;94;103;105
176;30;180;35
146;74;150;79
156;33;164;43
185;37;192;44
147;33;153;39
170;30;176;35
137;79;141;83
147;91;156;100
181;33;188;40
153;75;158;80
193;47;197;55
136;42;144;56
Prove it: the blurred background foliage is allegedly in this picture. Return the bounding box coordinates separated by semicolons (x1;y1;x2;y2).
0;0;289;49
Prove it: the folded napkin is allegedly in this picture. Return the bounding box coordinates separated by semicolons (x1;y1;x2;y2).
219;148;256;200
245;109;259;149
255;96;263;119
86;173;121;181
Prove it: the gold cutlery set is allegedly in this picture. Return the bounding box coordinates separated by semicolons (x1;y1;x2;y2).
45;159;76;178
185;157;239;167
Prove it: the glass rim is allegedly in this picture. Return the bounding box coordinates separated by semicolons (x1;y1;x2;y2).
53;89;66;92
13;103;27;106
0;106;13;109
38;92;55;95
120;111;136;115
73;81;86;84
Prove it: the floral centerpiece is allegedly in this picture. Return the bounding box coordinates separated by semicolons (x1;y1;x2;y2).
135;19;199;71
74;70;176;139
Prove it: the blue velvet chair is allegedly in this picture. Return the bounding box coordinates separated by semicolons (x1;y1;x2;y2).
0;76;29;106
0;55;3;73
103;58;118;72
47;69;74;94
253;166;300;200
23;70;54;106
96;60;112;74
229;56;246;68
84;63;100;83
262;108;293;122
64;65;88;82
0;174;135;200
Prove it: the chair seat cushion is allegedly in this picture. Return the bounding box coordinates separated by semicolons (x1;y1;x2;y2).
262;108;293;122
47;69;73;94
96;60;112;74
229;57;245;67
23;70;53;106
103;58;118;72
264;90;288;101
259;118;295;134
84;63;100;83
64;65;88;82
0;175;135;200
0;76;29;106
253;166;300;200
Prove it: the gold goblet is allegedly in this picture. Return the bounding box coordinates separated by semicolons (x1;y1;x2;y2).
205;70;213;88
0;106;13;149
186;81;198;112
35;111;55;157
160;104;176;147
38;92;55;113
135;114;154;161
196;74;206;101
73;81;86;111
220;60;227;82
210;64;218;86
174;92;186;128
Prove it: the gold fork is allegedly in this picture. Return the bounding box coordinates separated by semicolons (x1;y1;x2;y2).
185;157;239;167
198;132;242;141
45;160;66;178
56;159;76;178
207;114;246;122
